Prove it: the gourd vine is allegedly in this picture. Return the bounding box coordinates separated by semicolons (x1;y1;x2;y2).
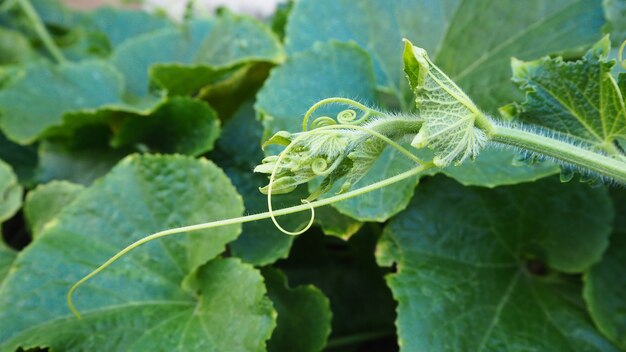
68;37;626;317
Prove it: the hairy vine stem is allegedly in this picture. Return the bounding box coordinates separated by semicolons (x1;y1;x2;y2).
490;125;626;183
17;0;67;63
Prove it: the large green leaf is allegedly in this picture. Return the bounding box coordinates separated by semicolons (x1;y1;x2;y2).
377;177;615;351
85;7;173;48
513;37;626;158
0;159;22;224
285;0;604;110
23;180;84;239
113;13;283;99
264;267;331;352
584;189;626;349
0;155;276;351
257;41;418;221
0;61;126;144
3;258;275;352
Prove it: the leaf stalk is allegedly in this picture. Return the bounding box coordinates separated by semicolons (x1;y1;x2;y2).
17;0;67;64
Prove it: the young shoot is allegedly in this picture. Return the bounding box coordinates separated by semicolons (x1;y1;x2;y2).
68;38;626;318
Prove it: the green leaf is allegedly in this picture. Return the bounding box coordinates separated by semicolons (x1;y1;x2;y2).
263;267;331;352
0;155;269;351
403;39;490;166
377;177;616;351
286;0;604;110
0;159;22;224
111;97;221;156
111;20;214;98
513;38;626;158
4;258;275;351
192;10;284;68
113;13;283;99
0;60;126;144
258;41;377;135
86;7;173;48
584;189;626;349
23;180;84;239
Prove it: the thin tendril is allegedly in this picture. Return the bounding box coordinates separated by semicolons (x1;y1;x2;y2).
619;40;626;70
68;161;435;318
68;112;429;318
301;97;384;131
265;123;426;236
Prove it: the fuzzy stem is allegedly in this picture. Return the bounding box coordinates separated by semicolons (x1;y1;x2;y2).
67;161;435;318
17;0;66;64
491;125;626;183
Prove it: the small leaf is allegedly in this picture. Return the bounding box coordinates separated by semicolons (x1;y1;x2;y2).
0;61;126;144
378;177;616;351
0;155;262;351
0;159;22;224
513;38;626;159
23;180;84;239
263;267;331;352
403;39;490;166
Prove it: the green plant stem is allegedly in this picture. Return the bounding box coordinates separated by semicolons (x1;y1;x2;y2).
17;0;66;64
68;161;435;318
491;125;626;183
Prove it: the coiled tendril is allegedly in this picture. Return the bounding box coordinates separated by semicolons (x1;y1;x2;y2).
302;97;384;131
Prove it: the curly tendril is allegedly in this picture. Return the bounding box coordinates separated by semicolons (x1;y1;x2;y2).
301;97;384;131
311;158;329;175
311;116;338;129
